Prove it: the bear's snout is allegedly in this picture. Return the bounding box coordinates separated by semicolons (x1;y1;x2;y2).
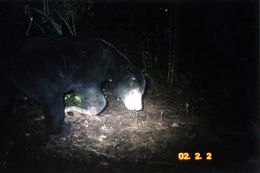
122;89;143;111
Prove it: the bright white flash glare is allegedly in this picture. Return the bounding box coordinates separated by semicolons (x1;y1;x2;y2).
123;89;143;111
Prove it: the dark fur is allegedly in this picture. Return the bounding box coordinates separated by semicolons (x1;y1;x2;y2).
1;37;145;134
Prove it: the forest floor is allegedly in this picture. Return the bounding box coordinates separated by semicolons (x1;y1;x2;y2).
0;86;259;173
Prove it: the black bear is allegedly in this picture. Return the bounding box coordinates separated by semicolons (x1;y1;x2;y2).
2;37;146;135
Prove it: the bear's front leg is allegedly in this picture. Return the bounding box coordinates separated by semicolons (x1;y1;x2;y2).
77;86;107;115
41;92;67;135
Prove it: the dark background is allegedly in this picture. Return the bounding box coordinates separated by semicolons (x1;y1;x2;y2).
0;0;259;172
1;0;257;127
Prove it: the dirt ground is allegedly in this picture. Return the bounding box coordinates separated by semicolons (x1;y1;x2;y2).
0;86;259;173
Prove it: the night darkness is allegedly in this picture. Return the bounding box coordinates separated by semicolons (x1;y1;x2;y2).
0;0;259;172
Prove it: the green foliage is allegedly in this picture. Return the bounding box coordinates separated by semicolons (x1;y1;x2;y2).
64;93;82;107
30;7;63;35
25;0;92;36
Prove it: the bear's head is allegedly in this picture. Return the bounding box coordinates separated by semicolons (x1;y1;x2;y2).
114;67;146;111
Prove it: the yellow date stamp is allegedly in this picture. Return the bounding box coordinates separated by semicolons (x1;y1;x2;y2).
178;152;212;160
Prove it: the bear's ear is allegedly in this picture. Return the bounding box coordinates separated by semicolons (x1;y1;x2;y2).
125;65;135;75
126;65;134;71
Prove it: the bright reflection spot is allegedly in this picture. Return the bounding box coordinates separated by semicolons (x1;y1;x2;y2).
98;135;107;142
123;89;143;111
